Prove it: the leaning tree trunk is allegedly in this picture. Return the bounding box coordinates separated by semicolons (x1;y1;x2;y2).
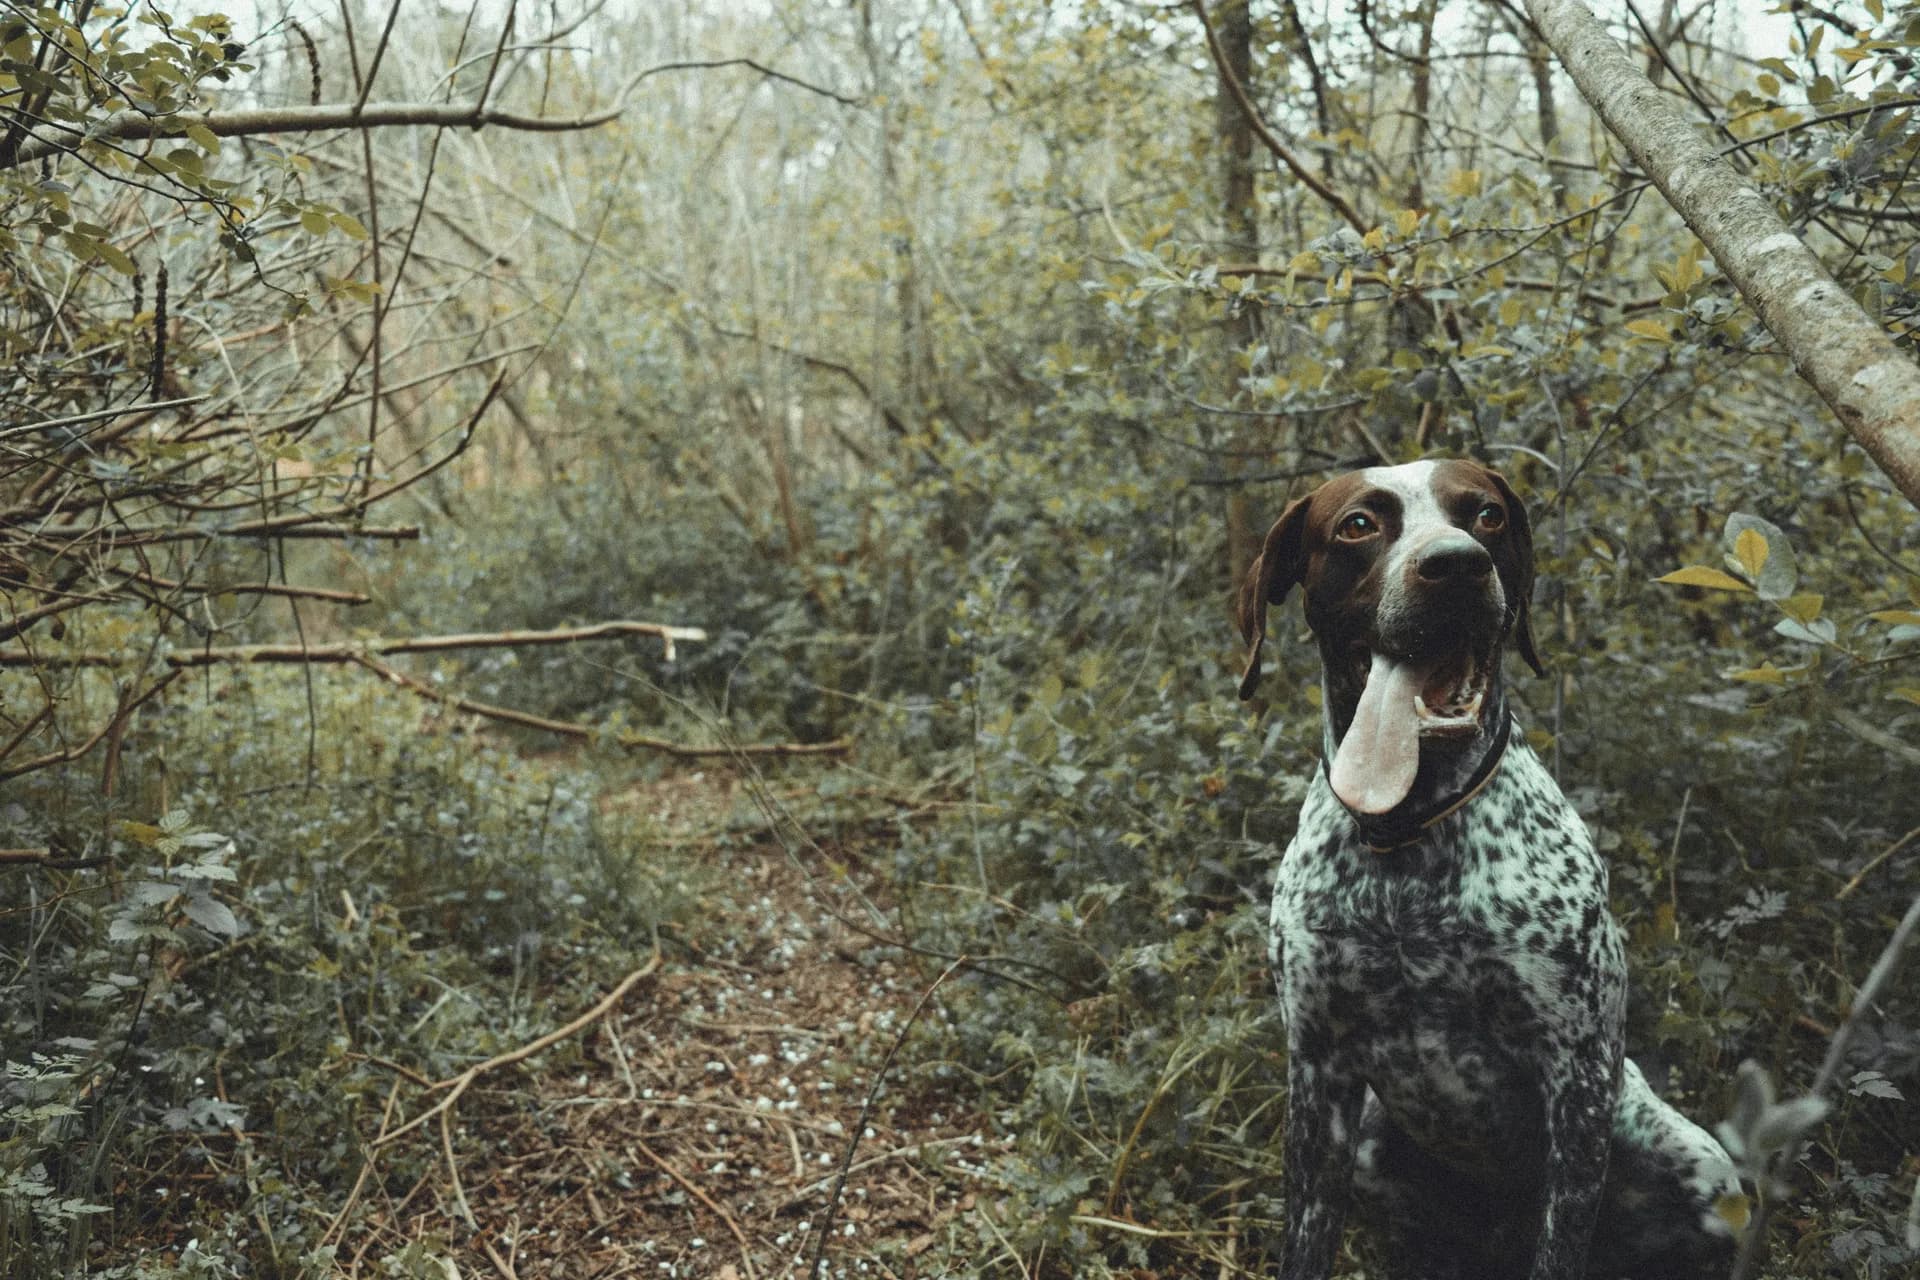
1525;0;1920;510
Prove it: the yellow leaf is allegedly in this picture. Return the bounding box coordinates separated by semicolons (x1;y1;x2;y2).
1397;209;1421;236
1625;317;1673;342
1780;593;1824;624
1894;686;1920;706
1657;566;1753;592
119;821;163;847
1734;528;1769;578
1870;609;1920;625
1288;251;1320;274
1729;664;1787;684
1363;227;1387;253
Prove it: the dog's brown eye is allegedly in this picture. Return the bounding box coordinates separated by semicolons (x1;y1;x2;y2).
1337;512;1378;541
1475;503;1506;533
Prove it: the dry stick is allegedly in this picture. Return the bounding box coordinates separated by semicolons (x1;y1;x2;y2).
1732;888;1920;1280
1835;824;1920;901
0;667;181;782
374;949;662;1149
634;1138;759;1280
322;1078;405;1249
349;652;851;760
477;1232;520;1280
0;620;710;668
806;955;970;1280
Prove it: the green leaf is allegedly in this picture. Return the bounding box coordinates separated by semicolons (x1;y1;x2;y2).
184;122;219;154
1773;616;1836;646
1625;317;1672;342
181;893;240;938
1728;663;1786;684
1656;566;1752;592
94;239;136;275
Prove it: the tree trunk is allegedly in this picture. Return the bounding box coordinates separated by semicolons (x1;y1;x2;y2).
1525;0;1920;510
1213;0;1262;591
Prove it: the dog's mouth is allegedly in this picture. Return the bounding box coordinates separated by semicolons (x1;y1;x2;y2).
1329;648;1492;816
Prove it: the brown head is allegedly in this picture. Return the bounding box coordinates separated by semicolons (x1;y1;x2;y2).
1235;459;1543;814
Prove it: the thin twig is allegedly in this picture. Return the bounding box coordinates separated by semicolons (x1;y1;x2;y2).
1835;825;1920;901
635;1138;759;1280
806;956;970;1279
1732;889;1920;1279
1189;0;1370;239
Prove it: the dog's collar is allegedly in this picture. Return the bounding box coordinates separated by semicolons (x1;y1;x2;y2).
1322;711;1516;853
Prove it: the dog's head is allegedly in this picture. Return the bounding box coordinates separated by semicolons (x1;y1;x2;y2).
1235;459;1541;813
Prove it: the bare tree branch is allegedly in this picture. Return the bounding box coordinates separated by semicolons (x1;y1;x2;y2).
1526;0;1920;510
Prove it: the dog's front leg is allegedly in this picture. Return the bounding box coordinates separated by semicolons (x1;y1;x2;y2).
1527;1046;1618;1280
1281;1053;1365;1280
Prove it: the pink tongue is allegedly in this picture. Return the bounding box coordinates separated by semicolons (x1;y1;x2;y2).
1329;653;1433;815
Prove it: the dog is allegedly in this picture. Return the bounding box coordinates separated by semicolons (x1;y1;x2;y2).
1237;459;1741;1279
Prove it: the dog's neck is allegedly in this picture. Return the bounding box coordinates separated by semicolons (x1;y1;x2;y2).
1317;639;1514;842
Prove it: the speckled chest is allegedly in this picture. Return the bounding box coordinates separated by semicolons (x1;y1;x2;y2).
1269;741;1628;1159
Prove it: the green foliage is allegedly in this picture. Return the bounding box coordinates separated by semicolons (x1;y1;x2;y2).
1;673;686;1275
6;0;1920;1275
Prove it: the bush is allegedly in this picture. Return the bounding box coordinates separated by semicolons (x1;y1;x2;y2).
1;671;687;1276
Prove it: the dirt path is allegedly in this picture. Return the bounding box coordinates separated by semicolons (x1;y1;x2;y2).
370;775;996;1278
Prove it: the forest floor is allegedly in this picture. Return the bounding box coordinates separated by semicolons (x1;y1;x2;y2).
354;767;997;1279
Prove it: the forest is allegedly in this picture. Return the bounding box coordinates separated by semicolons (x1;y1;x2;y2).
0;0;1917;1276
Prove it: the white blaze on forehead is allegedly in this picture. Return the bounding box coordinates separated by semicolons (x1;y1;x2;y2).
1360;459;1481;587
1360;459;1449;535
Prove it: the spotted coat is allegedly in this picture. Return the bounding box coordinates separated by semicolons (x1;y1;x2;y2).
1245;461;1740;1280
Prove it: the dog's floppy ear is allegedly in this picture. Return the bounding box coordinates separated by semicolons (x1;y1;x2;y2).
1236;495;1313;701
1487;468;1545;678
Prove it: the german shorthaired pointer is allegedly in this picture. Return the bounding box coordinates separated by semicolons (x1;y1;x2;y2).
1237;459;1741;1280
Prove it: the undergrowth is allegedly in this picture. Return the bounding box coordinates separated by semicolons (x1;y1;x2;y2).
1;670;692;1276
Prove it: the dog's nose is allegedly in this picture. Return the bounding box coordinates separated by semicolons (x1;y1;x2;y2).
1416;539;1492;583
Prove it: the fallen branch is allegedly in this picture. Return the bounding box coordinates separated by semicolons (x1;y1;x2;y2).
351;652;852;759
13;522;421;549
374;948;664;1151
0;620;710;668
